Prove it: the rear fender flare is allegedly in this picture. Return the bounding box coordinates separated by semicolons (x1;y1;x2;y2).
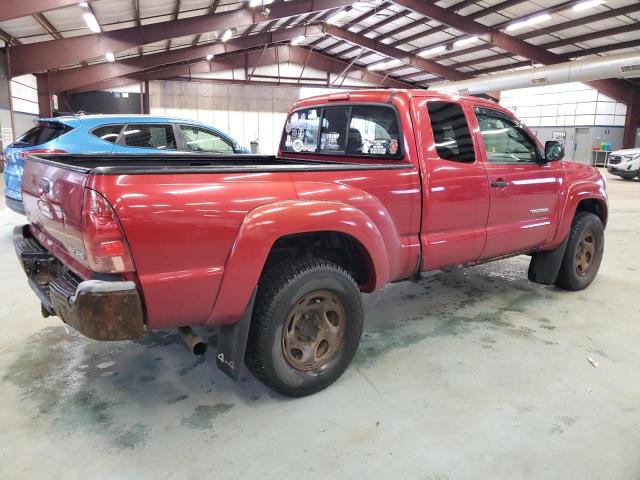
208;200;390;326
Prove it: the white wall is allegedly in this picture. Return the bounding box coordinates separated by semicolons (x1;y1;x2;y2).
10;75;39;116
499;82;627;128
149;81;347;154
500;83;630;162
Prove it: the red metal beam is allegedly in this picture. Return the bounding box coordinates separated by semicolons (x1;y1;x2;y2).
72;45;413;93
69;77;145;95
0;0;86;22
9;0;355;76
435;3;640;63
33;13;63;40
391;0;634;103
447;23;640;72
323;24;470;81
48;24;325;92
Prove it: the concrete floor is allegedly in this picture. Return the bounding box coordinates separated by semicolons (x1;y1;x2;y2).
1;172;639;479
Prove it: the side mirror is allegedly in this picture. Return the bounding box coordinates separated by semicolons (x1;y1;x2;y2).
544;140;564;162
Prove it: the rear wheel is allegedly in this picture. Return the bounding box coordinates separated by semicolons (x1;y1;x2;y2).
245;259;363;397
555;211;604;291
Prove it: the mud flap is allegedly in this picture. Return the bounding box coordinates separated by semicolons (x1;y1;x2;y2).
528;234;570;285
216;290;256;380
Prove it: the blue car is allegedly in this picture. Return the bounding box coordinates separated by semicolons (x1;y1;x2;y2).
3;114;249;214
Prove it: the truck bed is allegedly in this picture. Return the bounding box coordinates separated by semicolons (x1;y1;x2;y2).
22;152;420;331
31;153;410;175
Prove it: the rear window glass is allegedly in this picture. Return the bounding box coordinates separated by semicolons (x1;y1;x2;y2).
283;108;321;153
426;101;475;163
281;105;402;158
91;124;123;144
320;108;350;153
14;122;74;147
122;124;177;150
348;106;400;156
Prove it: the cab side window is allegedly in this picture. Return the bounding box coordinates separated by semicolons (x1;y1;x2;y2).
426;101;475;163
475;108;539;164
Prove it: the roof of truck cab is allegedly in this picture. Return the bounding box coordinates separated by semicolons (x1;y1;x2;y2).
291;89;503;112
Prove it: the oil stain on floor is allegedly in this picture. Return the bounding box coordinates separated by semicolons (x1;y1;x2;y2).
2;256;560;447
2;327;239;449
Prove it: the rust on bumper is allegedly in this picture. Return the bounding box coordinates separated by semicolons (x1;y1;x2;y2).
13;225;145;341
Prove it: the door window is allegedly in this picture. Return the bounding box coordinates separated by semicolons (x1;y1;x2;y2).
180;125;234;153
426;101;475;163
475;108;539;164
91;124;123;144
121;124;177;150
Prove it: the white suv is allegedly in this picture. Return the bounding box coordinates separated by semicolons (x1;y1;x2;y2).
607;149;640;180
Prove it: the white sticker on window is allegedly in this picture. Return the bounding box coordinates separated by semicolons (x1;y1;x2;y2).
292;138;304;152
325;132;341;151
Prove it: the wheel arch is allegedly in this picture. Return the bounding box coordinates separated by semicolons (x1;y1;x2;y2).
208;200;391;326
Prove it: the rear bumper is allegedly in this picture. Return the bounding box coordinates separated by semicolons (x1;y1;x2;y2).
5;196;25;215
13;225;145;341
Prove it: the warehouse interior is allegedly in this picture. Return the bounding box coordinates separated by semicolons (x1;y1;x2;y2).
1;0;640;478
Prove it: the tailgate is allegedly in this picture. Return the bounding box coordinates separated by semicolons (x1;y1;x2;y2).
21;156;88;264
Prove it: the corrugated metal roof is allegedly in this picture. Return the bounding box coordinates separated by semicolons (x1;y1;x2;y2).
0;0;637;89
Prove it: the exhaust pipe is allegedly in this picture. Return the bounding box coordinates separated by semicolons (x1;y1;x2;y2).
178;326;207;356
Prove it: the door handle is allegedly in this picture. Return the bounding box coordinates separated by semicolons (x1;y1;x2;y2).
491;179;509;188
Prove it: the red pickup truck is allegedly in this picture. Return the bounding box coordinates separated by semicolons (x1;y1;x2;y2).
14;89;607;396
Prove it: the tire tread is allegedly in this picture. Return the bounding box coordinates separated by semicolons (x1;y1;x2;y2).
244;258;359;396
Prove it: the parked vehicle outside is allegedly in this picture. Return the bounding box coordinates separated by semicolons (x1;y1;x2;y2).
3;114;248;214
14;89;608;397
607;148;640;180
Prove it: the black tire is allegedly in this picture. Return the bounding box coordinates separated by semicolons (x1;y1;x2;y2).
554;211;604;291
245;258;363;397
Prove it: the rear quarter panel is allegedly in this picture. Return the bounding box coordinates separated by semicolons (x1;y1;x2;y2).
90;165;421;330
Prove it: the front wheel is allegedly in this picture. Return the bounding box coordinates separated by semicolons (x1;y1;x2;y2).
555;211;604;291
245;259;363;397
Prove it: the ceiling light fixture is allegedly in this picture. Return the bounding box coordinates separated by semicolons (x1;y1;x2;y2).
506;13;552;32
82;11;101;32
419;45;447;57
291;35;306;45
78;2;89;7
453;36;479;48
572;0;604;11
105;52;115;62
221;29;233;42
206;54;214;60
326;9;349;25
249;0;273;6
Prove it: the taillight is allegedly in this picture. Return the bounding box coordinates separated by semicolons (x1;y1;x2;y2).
82;189;135;273
19;149;67;160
